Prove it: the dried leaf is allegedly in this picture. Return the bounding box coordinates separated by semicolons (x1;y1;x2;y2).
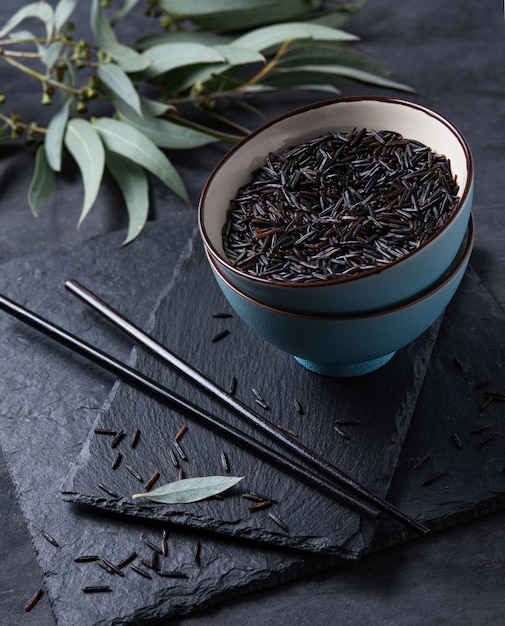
28;146;55;217
132;476;244;504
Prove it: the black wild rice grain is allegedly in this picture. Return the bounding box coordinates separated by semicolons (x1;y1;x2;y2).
333;425;350;440
252;387;269;410
82;586;112;594
453;357;464;371
98;483;119;498
213;312;233;318
175;425;188;441
223;129;460;282
451;432;463;449
112;451;122;470
413;451;432;470
125;463;143;482
178;468;185;480
228;376;237;395
111;430;125;448
116;551;137;569
294;399;304;414
94;428;117;436
248;499;273;512
470;424;490;435
40;529;59;547
144;471;161;491
157;570;188;579
169;448;180;468
162;530;168;557
144;538;163;555
220;450;230;473
474;379;490;390
242;492;275;503
130;564;152;579
211;329;230;343
24;589;43;612
194;540;201;565
130;428;140;448
277;424;298;437
478;433;496;447
101;558;125;577
172;438;187;461
484;391;505;401
268;512;289;532
74;555;99;563
421;471;445;486
335;420;362;426
140;557;159;572
479;397;493;411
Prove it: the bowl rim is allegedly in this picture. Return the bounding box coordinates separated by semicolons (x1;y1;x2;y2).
199;95;474;290
207;213;474;322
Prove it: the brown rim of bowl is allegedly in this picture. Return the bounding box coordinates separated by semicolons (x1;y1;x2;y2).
206;213;474;322
199;95;474;289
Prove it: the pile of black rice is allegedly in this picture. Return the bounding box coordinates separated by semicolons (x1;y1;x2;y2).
222;128;460;283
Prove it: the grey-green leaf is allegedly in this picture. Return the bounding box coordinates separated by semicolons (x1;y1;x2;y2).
105;150;149;245
64;118;105;225
0;2;54;39
98;63;142;117
54;0;80;30
132;476;244;504
45;101;70;171
135;43;225;80
90;0;149;72
93;117;189;202
43;41;63;71
232;22;357;52
28;146;55;217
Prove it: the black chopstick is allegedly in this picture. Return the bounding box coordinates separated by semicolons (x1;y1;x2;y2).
64;279;429;536
0;292;380;520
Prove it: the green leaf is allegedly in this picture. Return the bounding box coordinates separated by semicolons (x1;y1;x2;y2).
0;3;54;40
28;146;55;217
134;43;225;80
45;101;70;171
232;22;357;52
90;0;149;72
136;31;231;50
308;0;368;28
97;63;142;117
54;0;80;30
105;150;149;245
93;117;189;203
64;118;105;225
43;41;63;71
159;0;313;30
132;476;244;504
111;0;141;25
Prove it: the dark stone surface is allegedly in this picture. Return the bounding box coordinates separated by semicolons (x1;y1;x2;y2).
62;241;438;557
2;0;505;624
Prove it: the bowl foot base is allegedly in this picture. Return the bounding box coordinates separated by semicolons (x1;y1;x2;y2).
294;352;396;377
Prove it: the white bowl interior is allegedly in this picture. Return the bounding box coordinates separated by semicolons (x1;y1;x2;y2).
201;98;471;261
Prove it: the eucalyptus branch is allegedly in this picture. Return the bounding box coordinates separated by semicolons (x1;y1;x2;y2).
0;0;410;245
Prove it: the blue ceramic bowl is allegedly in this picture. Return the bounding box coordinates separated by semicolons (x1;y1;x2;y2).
199;97;473;315
207;215;474;377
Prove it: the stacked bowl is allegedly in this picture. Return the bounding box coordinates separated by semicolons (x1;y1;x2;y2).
198;97;474;377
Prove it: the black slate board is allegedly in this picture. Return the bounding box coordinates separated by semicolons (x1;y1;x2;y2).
62;241;439;557
1;213;505;625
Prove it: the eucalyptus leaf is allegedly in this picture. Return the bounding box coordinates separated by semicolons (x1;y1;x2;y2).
54;0;80;30
93;117;189;203
136;31;231;50
97;63;142;117
289;64;414;92
0;2;54;40
45;101;70;171
132;476;244;504
134;43;225;80
64;118;105;225
90;0;149;72
28;146;55;217
105;150;149;245
159;0;313;31
308;0;368;27
232;22;357;52
43;41;63;72
139;96;176;117
111;0;141;25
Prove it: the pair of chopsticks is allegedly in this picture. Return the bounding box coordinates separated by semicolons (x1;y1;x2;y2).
0;281;428;535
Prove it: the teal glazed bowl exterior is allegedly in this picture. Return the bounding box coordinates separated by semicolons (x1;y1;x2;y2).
207;215;474;377
199;96;474;315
